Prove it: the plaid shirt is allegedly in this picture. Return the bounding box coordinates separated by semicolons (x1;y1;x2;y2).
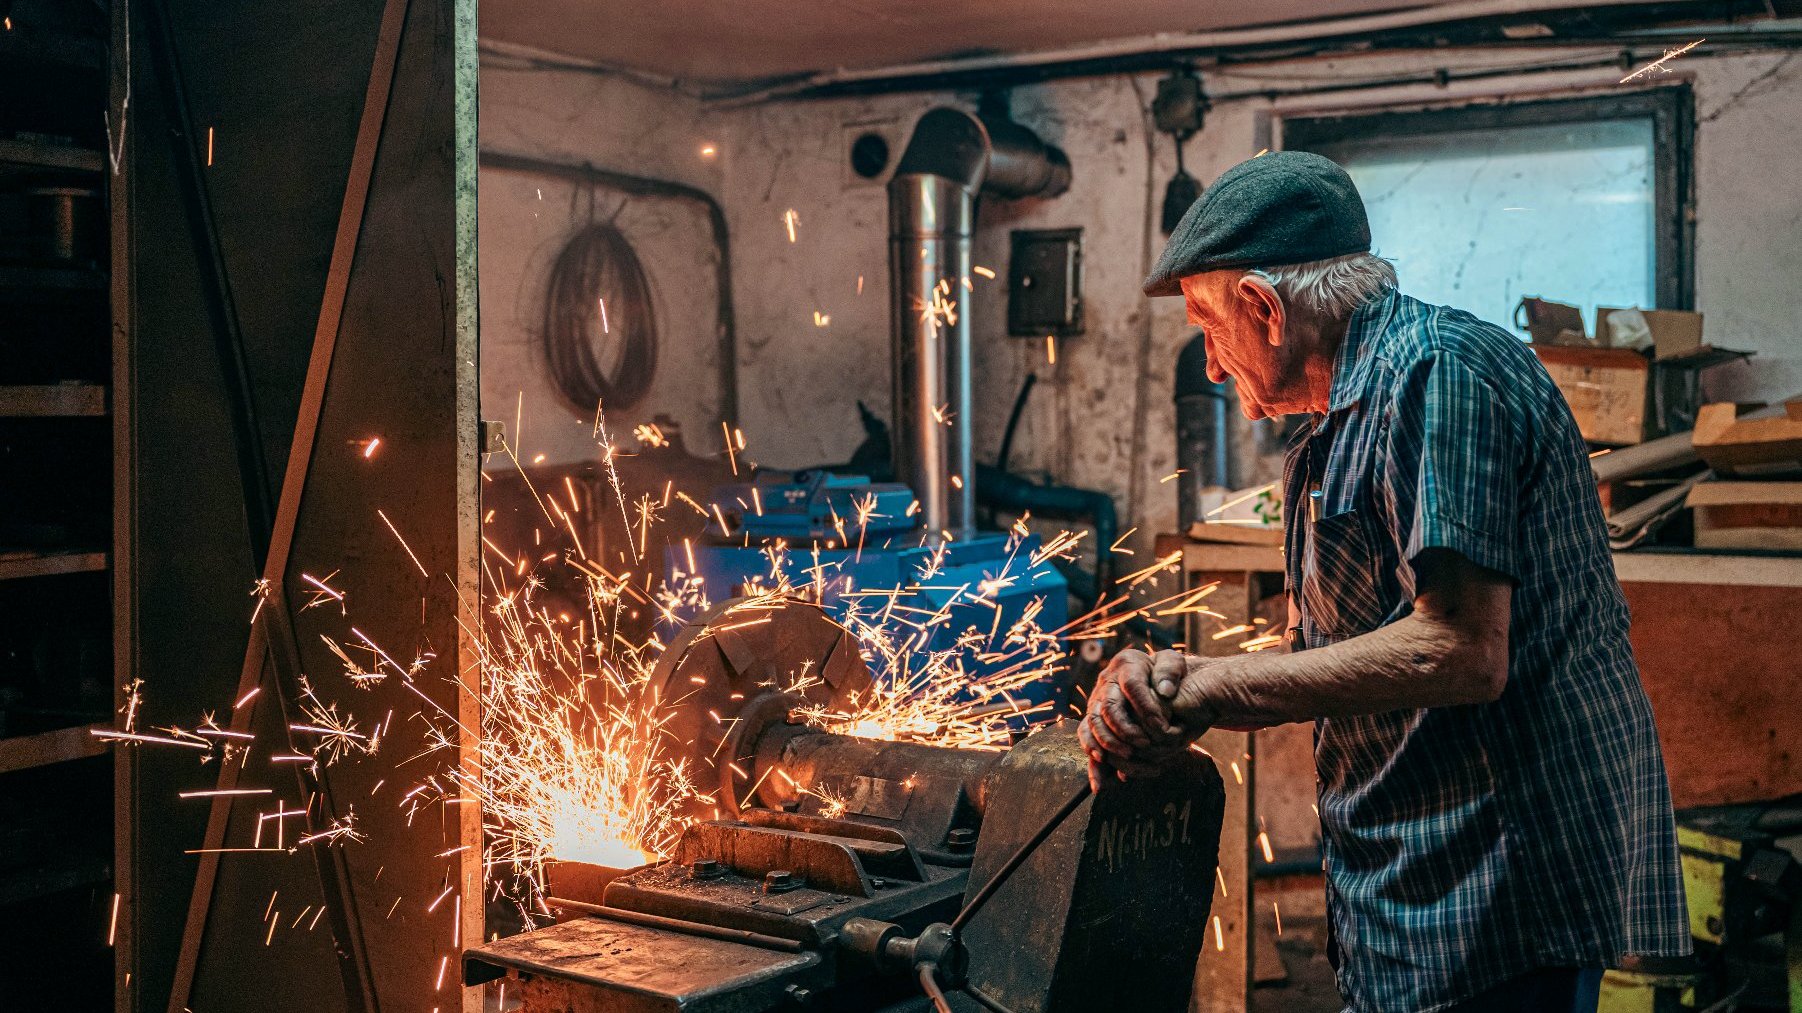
1282;289;1690;1012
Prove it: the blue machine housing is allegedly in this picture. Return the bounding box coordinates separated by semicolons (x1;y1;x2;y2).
666;475;1070;720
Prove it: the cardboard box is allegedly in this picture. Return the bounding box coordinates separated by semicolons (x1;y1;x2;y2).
1692;400;1802;475
1597;307;1706;360
1686;481;1802;550
1516;298;1590;346
1531;345;1648;445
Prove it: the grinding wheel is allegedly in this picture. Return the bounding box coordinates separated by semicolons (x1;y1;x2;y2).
641;596;873;818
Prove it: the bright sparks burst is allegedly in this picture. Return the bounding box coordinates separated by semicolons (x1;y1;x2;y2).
93;395;1269;944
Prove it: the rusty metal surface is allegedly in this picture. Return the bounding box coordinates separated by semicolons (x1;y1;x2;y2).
961;727;1225;1013
757;731;1000;864
604;819;966;947
466;915;826;1013
644;597;874;817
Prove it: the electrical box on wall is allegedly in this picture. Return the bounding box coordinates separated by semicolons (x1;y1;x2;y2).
1008;228;1083;337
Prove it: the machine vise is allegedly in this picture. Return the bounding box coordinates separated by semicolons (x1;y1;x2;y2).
464;600;1227;1012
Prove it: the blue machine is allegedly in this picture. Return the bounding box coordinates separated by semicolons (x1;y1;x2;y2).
665;473;1069;715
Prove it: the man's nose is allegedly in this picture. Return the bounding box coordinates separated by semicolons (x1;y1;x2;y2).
1206;358;1228;384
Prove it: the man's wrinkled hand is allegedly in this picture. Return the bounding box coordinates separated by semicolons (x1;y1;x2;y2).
1077;649;1197;791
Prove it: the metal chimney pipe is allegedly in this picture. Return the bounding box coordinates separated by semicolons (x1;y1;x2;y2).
887;106;1068;539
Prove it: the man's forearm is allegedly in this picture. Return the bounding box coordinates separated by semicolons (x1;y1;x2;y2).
1174;611;1506;730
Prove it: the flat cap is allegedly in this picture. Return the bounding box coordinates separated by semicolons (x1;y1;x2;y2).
1143;150;1371;297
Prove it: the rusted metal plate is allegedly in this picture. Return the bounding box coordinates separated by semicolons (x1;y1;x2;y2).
961;727;1225;1013
466;916;824;1013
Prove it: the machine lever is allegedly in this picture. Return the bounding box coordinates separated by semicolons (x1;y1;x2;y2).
951;781;1093;934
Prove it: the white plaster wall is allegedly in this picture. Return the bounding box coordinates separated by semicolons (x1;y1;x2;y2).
1690;51;1802;404
479;47;1802;535
479;66;730;466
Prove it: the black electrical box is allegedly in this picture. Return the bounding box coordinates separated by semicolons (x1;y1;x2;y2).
1008;228;1083;337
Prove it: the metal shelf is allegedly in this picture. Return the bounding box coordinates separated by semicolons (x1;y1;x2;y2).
0;384;108;417
0;550;108;582
0;724;108;776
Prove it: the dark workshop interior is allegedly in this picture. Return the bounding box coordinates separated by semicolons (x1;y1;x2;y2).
4;0;1802;1010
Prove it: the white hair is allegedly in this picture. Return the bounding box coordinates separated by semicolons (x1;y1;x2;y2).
1249;252;1396;320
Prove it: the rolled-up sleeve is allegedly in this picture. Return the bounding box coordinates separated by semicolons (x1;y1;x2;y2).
1383;352;1521;583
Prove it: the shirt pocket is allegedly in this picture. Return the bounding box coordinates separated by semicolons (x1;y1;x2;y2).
1300;508;1390;638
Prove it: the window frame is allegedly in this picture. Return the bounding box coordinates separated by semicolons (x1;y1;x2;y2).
1278;86;1696;311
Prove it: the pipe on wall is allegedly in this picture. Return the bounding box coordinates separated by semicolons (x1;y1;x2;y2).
1173;332;1236;531
886;107;1068;539
709;0;1749;104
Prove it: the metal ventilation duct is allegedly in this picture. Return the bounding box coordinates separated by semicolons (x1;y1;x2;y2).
887;105;1069;538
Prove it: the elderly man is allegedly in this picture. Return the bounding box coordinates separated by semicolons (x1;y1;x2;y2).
1079;151;1689;1012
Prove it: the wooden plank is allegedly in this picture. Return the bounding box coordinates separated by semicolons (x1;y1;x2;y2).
109;0;135;1007
1181;541;1285;575
1613;551;1802;588
0;549;108;581
0;384;109;417
1623;578;1802;808
0;264;107;293
0;853;112;908
0;723;109;775
0;137;106;174
1188;571;1257;1013
164;0;413;1007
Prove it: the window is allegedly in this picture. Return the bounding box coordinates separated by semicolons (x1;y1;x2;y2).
1282;89;1693;331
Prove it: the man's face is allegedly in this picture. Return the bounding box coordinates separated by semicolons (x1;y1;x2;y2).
1181;271;1316;420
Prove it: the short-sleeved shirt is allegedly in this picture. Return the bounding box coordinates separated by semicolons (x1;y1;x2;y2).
1281;288;1690;1013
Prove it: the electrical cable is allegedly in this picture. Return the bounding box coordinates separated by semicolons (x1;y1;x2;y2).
540;220;659;413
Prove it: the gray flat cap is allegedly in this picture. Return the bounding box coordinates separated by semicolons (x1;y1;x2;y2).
1143;150;1371;297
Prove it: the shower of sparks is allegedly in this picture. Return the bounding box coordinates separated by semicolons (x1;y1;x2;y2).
783;208;800;243
1046;335;1057;364
90;393;1267;956
1621;38;1703;83
363;437;381;459
294;809;367;847
972;265;996;279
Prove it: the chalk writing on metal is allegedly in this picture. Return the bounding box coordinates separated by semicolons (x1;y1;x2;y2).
1093;800;1193;872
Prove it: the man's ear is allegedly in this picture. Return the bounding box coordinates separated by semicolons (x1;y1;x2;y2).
1235;273;1286;346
